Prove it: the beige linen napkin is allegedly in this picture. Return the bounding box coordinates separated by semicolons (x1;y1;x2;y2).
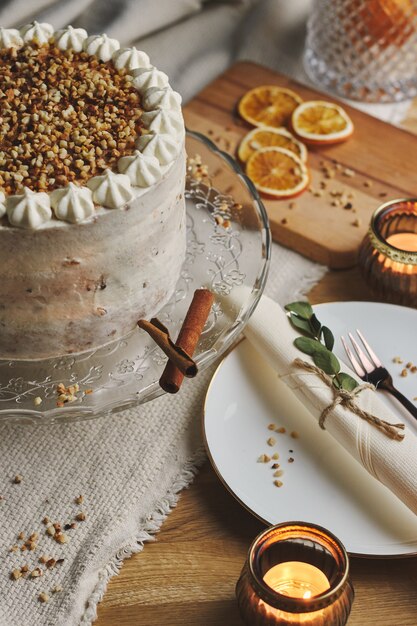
225;290;417;516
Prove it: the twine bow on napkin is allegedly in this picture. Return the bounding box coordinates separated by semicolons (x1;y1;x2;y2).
293;358;405;441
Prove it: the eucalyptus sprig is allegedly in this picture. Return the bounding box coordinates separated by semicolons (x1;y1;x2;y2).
284;301;358;392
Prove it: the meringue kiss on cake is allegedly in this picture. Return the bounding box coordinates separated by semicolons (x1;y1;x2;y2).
0;22;186;359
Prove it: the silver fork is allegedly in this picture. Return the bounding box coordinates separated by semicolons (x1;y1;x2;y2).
341;330;417;421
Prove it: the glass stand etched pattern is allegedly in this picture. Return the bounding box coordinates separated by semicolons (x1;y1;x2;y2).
304;0;417;102
0;131;270;425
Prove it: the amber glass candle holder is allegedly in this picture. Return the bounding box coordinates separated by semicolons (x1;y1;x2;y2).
236;522;354;626
358;199;417;306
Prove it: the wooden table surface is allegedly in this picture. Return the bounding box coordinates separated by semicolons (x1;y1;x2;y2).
95;68;417;625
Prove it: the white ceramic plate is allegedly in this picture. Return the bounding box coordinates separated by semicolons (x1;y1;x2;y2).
204;301;417;557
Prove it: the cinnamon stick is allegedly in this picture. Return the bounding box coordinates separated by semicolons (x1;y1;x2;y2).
137;318;197;377
159;289;215;393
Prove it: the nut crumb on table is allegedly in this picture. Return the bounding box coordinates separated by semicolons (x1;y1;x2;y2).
257;454;271;463
10;569;22;581
30;568;43;578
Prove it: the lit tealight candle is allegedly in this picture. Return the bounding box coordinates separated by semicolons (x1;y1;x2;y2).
386;232;417;252
358;199;417;306
236;522;354;626
263;561;330;599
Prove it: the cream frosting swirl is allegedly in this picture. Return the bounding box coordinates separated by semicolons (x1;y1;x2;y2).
117;150;162;187
53;26;88;52
50;183;95;223
112;46;151;71
136;132;179;166
0;27;23;48
141;109;185;138
87;170;133;209
20;21;54;45
142;86;182;112
84;33;120;62
6;188;52;229
132;66;169;91
0;190;6;218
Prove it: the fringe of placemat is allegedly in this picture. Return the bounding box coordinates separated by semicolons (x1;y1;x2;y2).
291;265;327;302
79;446;207;626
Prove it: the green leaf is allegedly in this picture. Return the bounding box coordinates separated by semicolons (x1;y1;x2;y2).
285;301;314;320
322;326;335;351
310;314;322;336
288;314;315;337
294;337;327;356
312;349;340;375
338;372;359;392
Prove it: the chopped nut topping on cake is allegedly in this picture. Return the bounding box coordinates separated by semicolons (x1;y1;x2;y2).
0;43;143;194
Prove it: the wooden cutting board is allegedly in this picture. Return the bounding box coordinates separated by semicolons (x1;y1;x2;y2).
183;61;417;269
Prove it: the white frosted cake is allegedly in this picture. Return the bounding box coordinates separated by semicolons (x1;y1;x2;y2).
0;22;186;359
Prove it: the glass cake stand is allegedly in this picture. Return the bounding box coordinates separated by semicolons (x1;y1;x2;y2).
0;131;270;424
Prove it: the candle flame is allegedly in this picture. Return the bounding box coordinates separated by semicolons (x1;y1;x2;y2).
303;590;312;599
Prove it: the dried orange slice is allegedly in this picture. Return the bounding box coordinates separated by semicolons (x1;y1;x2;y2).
238;127;307;164
246;147;309;199
238;85;302;128
291;100;353;145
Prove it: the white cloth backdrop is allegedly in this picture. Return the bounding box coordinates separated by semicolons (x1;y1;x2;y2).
0;0;313;101
0;1;407;624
